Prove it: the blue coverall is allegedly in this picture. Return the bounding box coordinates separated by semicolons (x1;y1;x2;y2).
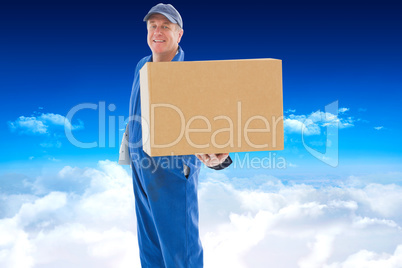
128;47;204;267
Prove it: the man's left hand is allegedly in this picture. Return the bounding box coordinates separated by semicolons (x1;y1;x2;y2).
195;153;229;167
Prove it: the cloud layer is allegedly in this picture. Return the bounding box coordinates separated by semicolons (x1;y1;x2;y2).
1;162;402;268
0;161;139;268
199;173;402;268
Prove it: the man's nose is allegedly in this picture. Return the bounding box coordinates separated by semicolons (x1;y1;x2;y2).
154;26;162;34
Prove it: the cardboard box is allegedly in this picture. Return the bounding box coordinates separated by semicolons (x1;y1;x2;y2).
140;58;283;156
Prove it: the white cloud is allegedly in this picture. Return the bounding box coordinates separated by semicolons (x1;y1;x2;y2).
284;118;321;135
309;110;354;129
298;232;338;268
8;113;83;135
8;116;48;134
39;113;83;131
324;245;402;268
338;108;349;114
285;109;296;114
374;126;384;130
284;108;354;136
1;163;402;267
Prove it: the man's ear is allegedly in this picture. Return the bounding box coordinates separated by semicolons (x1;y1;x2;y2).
177;29;184;44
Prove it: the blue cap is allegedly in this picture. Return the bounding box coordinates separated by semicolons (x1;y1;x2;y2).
143;3;183;29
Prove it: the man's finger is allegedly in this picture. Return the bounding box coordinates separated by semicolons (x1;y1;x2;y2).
196;153;209;164
196;153;229;167
215;153;229;162
208;154;220;166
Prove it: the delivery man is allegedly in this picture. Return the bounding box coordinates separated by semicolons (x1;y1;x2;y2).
124;3;232;267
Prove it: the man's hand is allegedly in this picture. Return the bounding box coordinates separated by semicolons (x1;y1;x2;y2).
195;153;229;167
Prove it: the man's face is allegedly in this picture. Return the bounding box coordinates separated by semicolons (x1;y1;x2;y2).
147;14;183;57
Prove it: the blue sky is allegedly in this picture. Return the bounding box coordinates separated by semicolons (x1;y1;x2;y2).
1;1;402;267
1;0;401;172
1;0;401;177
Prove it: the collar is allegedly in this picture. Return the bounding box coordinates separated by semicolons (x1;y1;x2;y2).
173;46;184;61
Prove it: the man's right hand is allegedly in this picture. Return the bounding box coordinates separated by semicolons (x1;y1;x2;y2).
195;153;229;167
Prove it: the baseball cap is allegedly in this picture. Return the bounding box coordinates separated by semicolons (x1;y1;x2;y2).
143;3;183;29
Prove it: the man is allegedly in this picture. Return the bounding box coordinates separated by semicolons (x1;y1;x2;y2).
125;3;232;268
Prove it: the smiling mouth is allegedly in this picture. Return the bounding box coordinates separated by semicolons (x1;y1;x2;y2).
153;40;165;43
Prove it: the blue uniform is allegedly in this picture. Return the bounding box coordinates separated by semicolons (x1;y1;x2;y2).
128;47;204;267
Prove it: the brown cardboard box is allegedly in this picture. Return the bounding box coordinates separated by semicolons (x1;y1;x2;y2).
140;58;283;156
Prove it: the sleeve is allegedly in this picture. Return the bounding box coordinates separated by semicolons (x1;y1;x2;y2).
208;155;233;170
